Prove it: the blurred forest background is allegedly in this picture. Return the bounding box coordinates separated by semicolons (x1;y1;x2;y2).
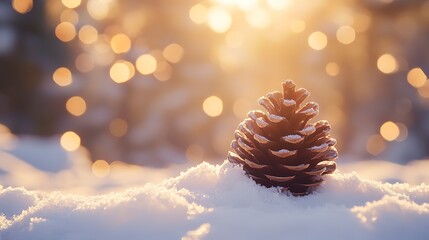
1;0;429;168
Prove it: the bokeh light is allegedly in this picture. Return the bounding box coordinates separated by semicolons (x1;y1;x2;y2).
62;0;81;9
136;54;157;75
366;134;386;155
326;62;340;77
109;118;128;137
207;6;232;33
407;68;427;88
12;0;33;14
289;20;306;33
189;4;208;24
336;26;356;45
60;131;81;151
163;44;184;63
75;53;95;73
66;96;87;116
78;25;98;44
203;96;223;117
110;60;135;83
380;121;400;141
308;31;328;50
111;34;132;54
92;160;110;177
53;67;72;87
60;9;79;24
377;54;398;74
55;22;77;42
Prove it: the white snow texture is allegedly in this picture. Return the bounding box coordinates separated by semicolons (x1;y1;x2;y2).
1;161;429;240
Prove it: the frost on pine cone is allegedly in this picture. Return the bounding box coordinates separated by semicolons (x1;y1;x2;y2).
228;80;338;196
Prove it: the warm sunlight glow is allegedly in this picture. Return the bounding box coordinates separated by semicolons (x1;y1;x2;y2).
109;118;128;137
78;25;98;44
163;43;185;63
203;96;223;117
111;34;132;54
246;9;271;29
136;54;157;75
407;67;427;88
207;6;232;33
268;0;293;10
326;62;340;76
55;22;77;42
110;60;135;83
12;0;33;14
366;134;386;155
60;131;81;151
189;4;208;24
308;31;328;50
336;26;356;44
377;54;398;74
225;31;243;48
154;61;172;81
62;0;81;9
380;121;400;141
66;96;87;116
92;160;110;178
52;67;72;87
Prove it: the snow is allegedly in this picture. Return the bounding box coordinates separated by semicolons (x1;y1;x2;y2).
1;132;429;239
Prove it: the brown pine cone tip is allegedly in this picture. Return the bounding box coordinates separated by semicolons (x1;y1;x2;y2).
227;80;338;196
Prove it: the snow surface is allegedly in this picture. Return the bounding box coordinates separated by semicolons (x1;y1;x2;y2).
1;161;429;240
1;129;429;239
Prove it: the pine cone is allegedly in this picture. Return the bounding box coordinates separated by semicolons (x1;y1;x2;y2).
228;80;338;196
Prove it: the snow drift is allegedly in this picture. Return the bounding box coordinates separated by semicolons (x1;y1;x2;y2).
1;161;429;240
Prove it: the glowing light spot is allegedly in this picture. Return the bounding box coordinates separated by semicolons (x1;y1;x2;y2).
186;144;204;162
308;31;328;50
111;34;131;54
110;60;135;83
12;0;33;14
92;160;110;178
225;31;243;48
377;54;398;74
87;0;110;20
78;25;98;44
366;134;386;156
336;26;356;45
207;6;232;33
75;53;94;73
233;99;251;118
417;82;429;98
203;96;223;117
109;118;128;137
60;131;81;151
136;54;157;75
268;0;292;10
55;22;76;42
380;121;400;141
289;20;306;33
246;9;271;29
163;43;184;63
407;68;427;88
326;62;340;77
53;67;72;87
189;4;208;24
66;96;86;116
60;9;79;25
62;0;81;9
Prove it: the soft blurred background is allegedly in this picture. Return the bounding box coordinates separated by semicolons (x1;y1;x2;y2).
1;0;429;189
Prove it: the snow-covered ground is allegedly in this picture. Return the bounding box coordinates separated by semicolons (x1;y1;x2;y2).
1;128;429;239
